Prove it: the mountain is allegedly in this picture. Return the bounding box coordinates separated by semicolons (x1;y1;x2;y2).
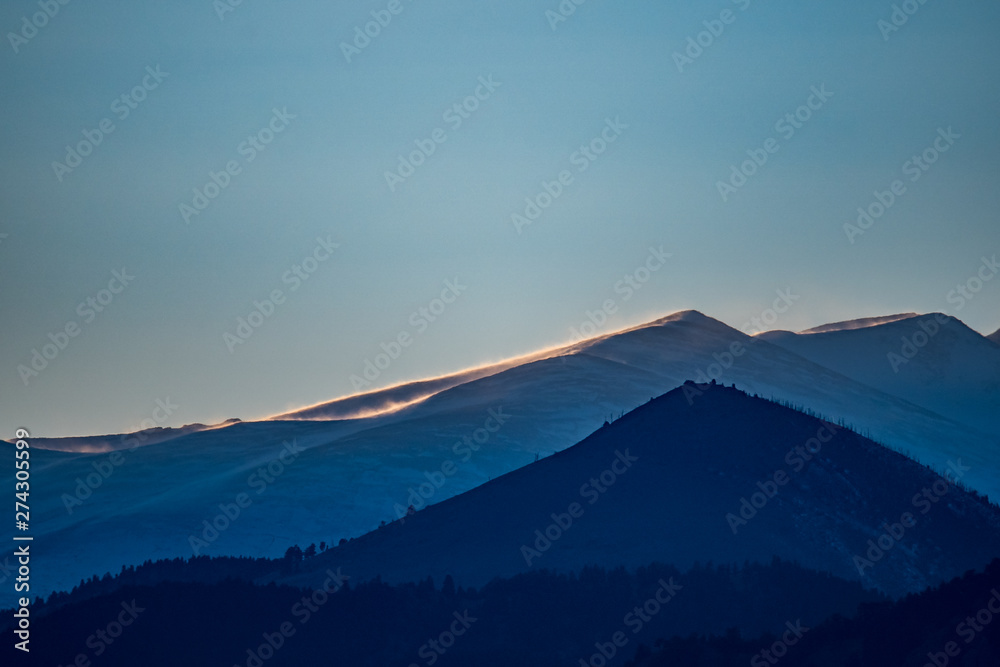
798;313;919;334
6;310;1000;607
283;383;1000;599
988;327;1000;346
14;422;222;453
269;347;560;421
759;313;1000;436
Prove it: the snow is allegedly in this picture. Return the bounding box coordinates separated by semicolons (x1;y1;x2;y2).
759;313;1000;436
798;313;919;335
3;309;998;606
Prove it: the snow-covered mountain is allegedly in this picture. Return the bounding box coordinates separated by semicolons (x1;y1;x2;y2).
798;313;919;334
25;422;224;453
4;310;998;606
759;313;1000;436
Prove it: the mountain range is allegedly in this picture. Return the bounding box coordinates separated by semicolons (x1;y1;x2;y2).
4;310;998;608
278;382;1000;599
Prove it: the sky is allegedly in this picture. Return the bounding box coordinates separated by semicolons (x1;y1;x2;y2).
1;0;998;437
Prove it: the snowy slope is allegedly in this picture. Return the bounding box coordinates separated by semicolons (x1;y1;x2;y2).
269;347;561;421
20;422;222;453
759;314;1000;436
799;313;918;334
3;310;998;606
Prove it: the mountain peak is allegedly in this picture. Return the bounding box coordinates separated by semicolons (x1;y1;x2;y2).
658;309;711;322
288;381;1000;598
643;309;734;330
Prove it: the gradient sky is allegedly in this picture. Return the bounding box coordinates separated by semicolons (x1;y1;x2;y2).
2;0;998;437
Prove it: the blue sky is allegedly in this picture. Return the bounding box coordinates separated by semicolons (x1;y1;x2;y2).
1;0;998;437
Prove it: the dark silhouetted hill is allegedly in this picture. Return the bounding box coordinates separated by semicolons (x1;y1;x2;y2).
285;382;1000;598
625;557;1000;667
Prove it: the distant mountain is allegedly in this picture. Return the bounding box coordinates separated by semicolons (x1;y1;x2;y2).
799;313;919;334
988;327;1000;346
759;313;1000;436
284;384;1000;598
10;422;220;453
7;310;1000;607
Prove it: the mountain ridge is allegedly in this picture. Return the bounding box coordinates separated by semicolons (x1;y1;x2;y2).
759;312;1000;436
799;313;919;334
282;382;1000;598
8;309;998;606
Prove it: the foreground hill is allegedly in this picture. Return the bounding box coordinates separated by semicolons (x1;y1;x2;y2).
3;559;882;667
285;383;1000;598
627;558;1000;666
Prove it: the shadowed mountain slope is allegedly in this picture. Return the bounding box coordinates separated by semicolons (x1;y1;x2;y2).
760;313;1000;436
287;383;1000;598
